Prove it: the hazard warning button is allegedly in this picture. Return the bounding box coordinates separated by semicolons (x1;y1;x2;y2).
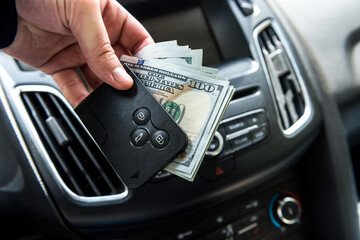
199;156;235;182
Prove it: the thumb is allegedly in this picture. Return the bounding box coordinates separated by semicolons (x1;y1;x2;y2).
67;0;133;90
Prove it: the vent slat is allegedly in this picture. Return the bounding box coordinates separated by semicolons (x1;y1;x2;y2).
66;146;101;196
259;25;306;130
261;30;276;52
22;93;85;195
21;91;125;198
49;95;118;194
35;92;53;117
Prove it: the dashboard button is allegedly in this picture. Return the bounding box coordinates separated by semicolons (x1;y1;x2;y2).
199;208;238;232
247;111;266;126
161;226;199;240
200;156;234;182
204;222;239;240
251;125;268;143
208;136;219;151
206;131;224;158
224;118;248;134
242;210;267;226
230;133;252;150
239;198;262;215
175;227;197;240
245;221;270;239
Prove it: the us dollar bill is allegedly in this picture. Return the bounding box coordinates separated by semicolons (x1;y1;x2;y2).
120;55;234;181
135;41;203;66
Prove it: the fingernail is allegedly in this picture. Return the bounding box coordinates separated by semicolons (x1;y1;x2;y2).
112;67;133;89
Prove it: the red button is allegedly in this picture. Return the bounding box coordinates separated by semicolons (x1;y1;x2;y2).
216;166;225;176
199;156;234;182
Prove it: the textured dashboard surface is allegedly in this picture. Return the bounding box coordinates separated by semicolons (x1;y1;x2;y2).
271;0;360;103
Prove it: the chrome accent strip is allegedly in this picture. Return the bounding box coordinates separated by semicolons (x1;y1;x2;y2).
220;108;265;124
253;20;313;137
276;196;301;225
237;222;258;236
0;65;129;204
205;131;224;157
225;125;258;141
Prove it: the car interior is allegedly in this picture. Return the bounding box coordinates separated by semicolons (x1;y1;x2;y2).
1;0;360;239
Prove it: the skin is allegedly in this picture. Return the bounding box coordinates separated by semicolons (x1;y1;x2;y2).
3;0;154;106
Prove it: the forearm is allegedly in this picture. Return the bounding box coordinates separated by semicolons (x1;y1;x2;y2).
0;0;18;48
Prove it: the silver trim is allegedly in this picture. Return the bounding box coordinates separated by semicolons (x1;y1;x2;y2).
221;109;265;141
237;222;258;236
205;131;224;157
0;66;129;204
225;125;258;141
253;20;313;137
220;108;265;124
276;196;301;225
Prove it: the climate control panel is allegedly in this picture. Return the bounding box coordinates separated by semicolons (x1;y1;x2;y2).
160;188;303;240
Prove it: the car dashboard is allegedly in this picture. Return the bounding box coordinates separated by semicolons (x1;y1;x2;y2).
1;0;360;239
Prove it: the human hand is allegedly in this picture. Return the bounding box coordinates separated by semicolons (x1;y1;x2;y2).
3;0;154;106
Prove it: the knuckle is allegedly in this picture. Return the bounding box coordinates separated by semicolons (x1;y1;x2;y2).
94;42;115;60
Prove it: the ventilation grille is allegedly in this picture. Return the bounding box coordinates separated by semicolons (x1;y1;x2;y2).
258;26;306;130
21;91;125;197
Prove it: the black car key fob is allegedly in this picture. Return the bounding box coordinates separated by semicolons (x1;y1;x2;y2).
75;65;187;188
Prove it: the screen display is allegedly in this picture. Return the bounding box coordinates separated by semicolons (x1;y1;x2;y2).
121;1;222;66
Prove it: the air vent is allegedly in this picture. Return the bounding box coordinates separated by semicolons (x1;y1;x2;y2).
21;91;125;197
256;22;309;133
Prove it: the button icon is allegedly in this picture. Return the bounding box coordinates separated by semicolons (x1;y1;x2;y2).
133;108;150;125
216;166;224;176
130;128;149;147
155;134;165;145
134;132;144;143
151;130;169;149
137;112;146;121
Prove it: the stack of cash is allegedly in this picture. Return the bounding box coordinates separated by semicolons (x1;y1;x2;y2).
120;41;234;181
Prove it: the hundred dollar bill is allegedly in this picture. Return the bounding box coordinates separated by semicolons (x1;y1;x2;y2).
136;48;203;66
136;42;218;74
135;40;178;56
166;85;234;180
120;55;234;181
140;58;222;79
135;41;203;66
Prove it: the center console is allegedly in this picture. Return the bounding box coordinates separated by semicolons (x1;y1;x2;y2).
0;0;333;239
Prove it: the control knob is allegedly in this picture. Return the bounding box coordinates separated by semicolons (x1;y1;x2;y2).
205;131;224;158
269;193;302;227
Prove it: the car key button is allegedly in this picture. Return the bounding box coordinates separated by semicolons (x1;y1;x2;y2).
151;130;170;149
133;108;150;125
131;128;149;147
